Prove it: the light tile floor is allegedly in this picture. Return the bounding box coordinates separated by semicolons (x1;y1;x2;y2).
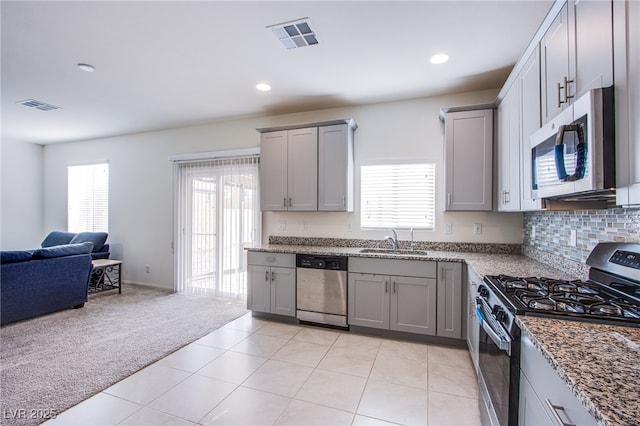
44;313;481;426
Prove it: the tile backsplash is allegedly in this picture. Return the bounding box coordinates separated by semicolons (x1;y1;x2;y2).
523;207;640;264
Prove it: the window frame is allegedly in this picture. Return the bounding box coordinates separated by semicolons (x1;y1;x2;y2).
359;159;437;231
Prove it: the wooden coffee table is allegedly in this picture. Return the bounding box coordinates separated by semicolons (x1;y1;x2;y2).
90;259;123;294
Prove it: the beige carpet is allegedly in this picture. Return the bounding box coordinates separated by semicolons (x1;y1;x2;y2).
0;284;248;426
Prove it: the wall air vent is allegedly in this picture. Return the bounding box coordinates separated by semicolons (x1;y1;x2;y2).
267;18;318;50
17;99;61;111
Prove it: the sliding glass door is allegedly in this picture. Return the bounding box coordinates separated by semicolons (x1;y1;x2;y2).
174;156;260;298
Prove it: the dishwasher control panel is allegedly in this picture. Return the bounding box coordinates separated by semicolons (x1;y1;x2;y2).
296;255;347;270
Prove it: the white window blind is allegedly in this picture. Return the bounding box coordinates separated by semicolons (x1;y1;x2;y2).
68;163;109;233
361;163;436;229
173;155;261;298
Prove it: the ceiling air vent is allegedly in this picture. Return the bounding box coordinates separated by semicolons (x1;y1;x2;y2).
17;99;61;112
268;18;318;50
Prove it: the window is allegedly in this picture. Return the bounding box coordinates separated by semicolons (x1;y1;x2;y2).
173;156;261;298
68;163;109;232
360;162;436;229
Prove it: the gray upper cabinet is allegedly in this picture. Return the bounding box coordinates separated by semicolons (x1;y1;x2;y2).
258;119;356;212
540;2;572;124
498;84;522;211
614;0;640;207
260;127;318;211
519;46;546;211
444;109;493;211
318;124;354;212
541;0;613;125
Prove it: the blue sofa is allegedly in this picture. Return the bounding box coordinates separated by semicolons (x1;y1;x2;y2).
1;242;94;325
41;231;110;259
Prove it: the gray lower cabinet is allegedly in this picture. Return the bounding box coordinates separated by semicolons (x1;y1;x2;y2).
437;262;463;339
348;257;437;336
247;252;296;317
519;333;596;426
466;266;481;372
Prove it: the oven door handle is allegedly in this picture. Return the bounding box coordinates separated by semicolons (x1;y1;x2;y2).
481;320;512;356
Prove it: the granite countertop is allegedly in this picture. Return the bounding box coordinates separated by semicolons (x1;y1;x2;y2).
246;244;580;279
248;243;640;425
517;316;640;426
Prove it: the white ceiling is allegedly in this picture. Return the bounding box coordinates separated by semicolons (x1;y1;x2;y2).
1;0;554;145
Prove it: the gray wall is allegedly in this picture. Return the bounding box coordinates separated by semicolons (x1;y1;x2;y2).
1;138;44;249
39;90;524;290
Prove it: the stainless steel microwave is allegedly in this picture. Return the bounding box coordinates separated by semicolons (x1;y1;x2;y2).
530;87;615;201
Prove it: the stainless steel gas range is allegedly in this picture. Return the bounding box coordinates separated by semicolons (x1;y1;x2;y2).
475;242;640;426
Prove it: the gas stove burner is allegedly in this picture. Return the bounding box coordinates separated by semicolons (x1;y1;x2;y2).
561;292;603;304
555;299;586;314
529;297;556;311
590;303;623;316
553;282;578;293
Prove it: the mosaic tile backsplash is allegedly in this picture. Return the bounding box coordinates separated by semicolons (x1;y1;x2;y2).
523;207;640;265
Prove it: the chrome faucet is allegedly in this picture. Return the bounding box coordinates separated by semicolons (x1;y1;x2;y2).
383;229;399;250
410;227;416;251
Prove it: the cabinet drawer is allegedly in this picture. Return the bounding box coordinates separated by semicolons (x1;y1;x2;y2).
247;251;295;268
520;334;596;426
349;257;436;278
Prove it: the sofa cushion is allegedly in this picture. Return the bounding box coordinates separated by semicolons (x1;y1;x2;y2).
70;232;108;252
41;231;76;248
33;242;94;259
0;250;34;264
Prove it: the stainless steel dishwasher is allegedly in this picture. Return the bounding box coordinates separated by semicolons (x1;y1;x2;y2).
296;254;348;328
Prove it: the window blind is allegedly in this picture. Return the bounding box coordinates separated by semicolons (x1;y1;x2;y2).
67;163;109;233
361;163;436;229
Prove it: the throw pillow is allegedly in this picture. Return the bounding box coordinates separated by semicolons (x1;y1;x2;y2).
69;232;108;252
33;242;94;259
41;231;76;248
0;250;34;264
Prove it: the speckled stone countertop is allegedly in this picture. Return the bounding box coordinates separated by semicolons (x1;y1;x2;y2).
246;244;582;280
247;242;640;425
517;316;640;426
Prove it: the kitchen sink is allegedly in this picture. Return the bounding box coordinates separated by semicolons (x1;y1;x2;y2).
359;248;430;256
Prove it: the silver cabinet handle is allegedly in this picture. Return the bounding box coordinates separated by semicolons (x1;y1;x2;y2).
544;399;575;426
288;197;292;207
283;197;287;208
265;271;269;281
563;76;574;102
557;82;563;108
393;281;396;294
447;193;452;206
271;271;275;281
385;280;389;293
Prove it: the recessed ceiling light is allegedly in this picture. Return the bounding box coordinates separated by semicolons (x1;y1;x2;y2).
77;63;96;72
430;53;449;65
256;83;271;91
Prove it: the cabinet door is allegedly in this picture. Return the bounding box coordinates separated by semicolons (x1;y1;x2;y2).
519;46;545;211
498;88;521;211
573;0;613;98
519;374;553;426
247;265;271;313
444;109;493;211
437;262;463;339
390;275;437;336
541;2;571;124
614;0;640;207
288;127;318;211
271;266;296;317
260;131;288;211
318;124;354;212
466;275;480;372
348;273;389;329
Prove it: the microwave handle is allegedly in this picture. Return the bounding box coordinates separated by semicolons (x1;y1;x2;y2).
554;124;586;182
